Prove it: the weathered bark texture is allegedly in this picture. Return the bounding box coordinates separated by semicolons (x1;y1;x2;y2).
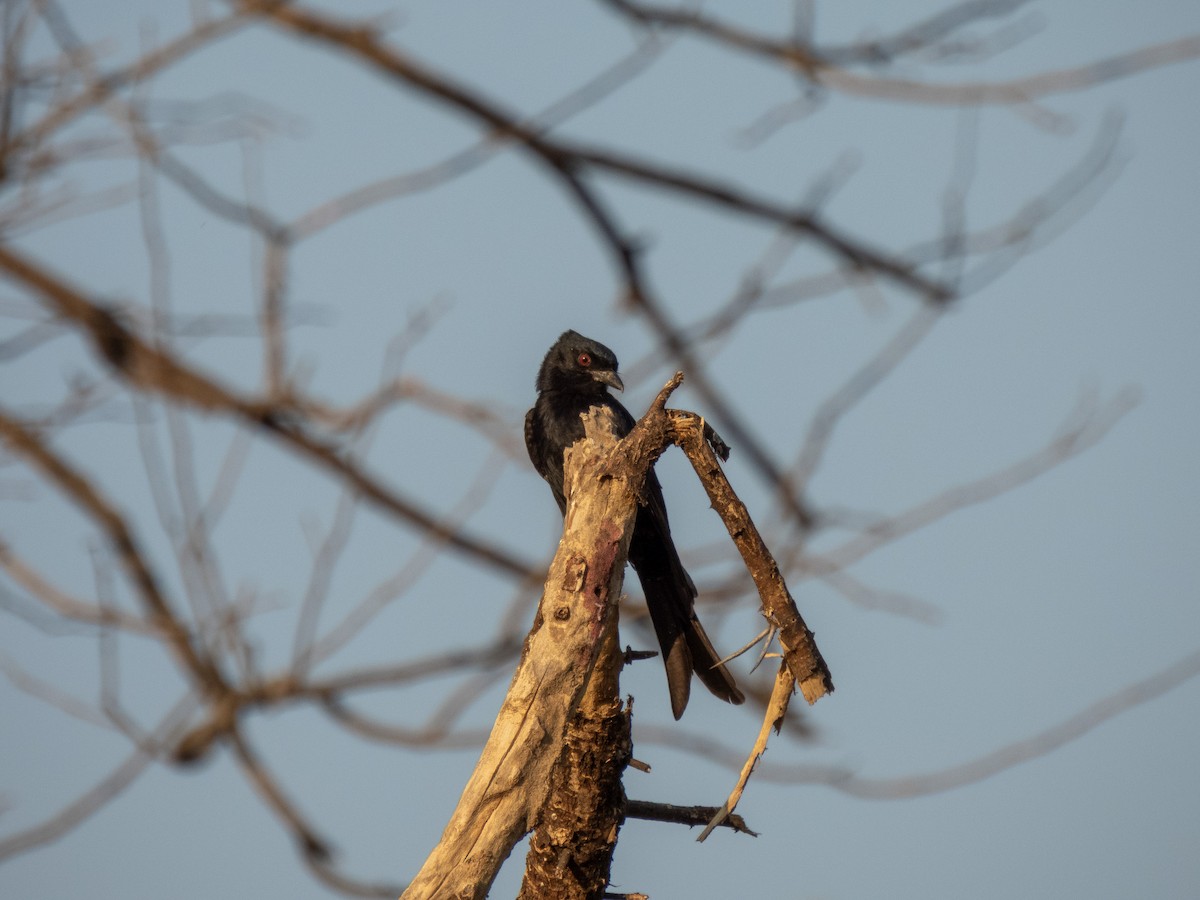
516;623;630;899
669;411;834;703
401;407;643;900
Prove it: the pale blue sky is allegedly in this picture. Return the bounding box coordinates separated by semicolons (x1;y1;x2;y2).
2;2;1199;898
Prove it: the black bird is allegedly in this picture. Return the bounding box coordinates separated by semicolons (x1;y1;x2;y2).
525;330;744;719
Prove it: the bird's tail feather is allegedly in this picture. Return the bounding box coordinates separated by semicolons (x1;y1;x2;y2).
683;608;745;708
639;572;696;720
634;549;743;719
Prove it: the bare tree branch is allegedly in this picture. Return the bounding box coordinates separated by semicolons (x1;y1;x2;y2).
599;0;1200;106
0;243;540;582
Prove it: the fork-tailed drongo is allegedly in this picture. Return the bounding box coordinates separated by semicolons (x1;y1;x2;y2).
525;330;743;719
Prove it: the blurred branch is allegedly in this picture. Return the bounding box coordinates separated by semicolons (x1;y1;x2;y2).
7;6;247;178
600;0;1200;106
290;33;669;240
603;0;1040;68
246;0;952;303
789;305;940;497
671;110;1122;355
826;647;1200;798
0;406;222;685
0;243;540;582
225;727;333;862
635;647;1200;794
0;652;114;730
804;387;1140;576
0;540;159;634
0;693;197;861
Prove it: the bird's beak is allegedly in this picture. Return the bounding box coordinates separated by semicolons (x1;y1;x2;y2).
592;369;624;392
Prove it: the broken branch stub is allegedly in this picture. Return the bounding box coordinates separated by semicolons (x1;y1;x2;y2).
668;410;834;704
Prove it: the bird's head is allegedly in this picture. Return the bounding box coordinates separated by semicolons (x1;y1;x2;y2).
535;330;624;394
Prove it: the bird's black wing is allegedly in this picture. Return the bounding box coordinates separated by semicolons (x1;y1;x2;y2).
525;404;567;515
526;387;600;516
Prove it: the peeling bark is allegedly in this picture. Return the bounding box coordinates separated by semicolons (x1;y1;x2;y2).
402;407;644;899
517;625;630;900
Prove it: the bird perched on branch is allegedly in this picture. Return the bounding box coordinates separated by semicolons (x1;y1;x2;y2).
525;330;744;719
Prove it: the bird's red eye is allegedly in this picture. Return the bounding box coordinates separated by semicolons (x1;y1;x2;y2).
577;352;591;367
